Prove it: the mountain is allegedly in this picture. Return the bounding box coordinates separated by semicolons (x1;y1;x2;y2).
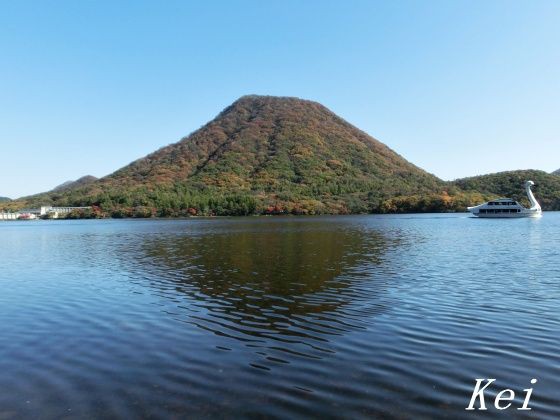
7;96;558;216
453;170;560;210
553;169;560;175
11;95;464;215
52;176;98;193
0;197;10;202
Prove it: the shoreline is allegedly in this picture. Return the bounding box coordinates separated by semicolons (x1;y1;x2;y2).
6;210;557;222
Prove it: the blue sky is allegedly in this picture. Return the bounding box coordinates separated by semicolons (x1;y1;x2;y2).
1;0;559;198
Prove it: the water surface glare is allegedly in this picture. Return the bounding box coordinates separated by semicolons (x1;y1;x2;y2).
1;214;559;418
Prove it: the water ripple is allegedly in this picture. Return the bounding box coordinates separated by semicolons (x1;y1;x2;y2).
1;215;560;418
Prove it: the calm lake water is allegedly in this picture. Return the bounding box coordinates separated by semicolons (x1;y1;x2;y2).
1;214;559;419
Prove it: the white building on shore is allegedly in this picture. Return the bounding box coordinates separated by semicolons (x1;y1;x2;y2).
0;206;92;220
0;212;19;220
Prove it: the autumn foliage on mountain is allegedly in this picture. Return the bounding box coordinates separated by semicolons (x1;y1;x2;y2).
3;96;558;216
51;176;98;193
454;170;560;210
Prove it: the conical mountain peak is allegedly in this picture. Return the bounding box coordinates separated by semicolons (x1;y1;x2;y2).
8;95;445;215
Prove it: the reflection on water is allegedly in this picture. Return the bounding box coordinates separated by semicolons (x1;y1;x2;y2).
1;215;560;419
131;223;391;361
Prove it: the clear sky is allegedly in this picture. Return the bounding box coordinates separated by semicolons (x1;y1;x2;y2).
1;0;559;198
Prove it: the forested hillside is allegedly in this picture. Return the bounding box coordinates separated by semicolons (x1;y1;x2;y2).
6;96;474;216
453;170;560;210
3;96;558;216
52;176;98;193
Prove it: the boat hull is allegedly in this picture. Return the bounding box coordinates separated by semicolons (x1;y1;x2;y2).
470;211;542;218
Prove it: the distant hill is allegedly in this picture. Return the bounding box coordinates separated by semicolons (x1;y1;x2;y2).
52;175;98;193
11;95;462;215
553;169;560;175
453;170;560;210
0;197;10;202
2;175;98;211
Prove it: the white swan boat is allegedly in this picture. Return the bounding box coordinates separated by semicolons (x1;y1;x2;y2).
468;181;542;218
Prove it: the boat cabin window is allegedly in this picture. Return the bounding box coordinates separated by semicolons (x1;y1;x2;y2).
487;201;518;206
479;208;520;214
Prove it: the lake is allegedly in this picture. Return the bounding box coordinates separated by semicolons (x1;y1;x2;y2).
1;214;559;419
